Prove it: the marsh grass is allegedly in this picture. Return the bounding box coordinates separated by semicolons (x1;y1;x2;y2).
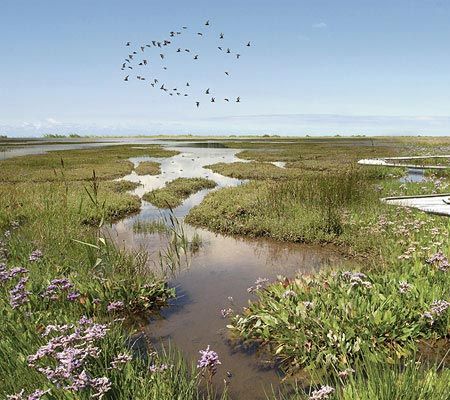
187;170;379;251
0;144;178;182
133;219;169;234
135;161;161;176
272;356;450;400
143;178;217;209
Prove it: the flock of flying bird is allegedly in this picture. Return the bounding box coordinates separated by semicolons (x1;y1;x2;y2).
121;20;251;107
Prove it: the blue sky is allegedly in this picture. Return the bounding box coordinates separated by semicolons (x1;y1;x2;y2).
1;0;450;136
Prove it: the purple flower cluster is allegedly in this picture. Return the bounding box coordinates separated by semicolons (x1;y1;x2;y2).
7;389;50;400
29;250;43;262
149;363;171;373
42;278;79;302
341;271;372;289
107;300;124;312
197;345;221;376
309;385;335;400
422;300;449;324
398;281;412;294
110;353;132;369
10;277;31;308
426;251;449;272
27;317;111;398
1;265;28;284
247;277;269;293
220;308;233;318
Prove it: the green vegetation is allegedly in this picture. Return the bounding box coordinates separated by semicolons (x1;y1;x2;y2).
205;161;301;180
133;219;169;234
135;161;161;176
143;178;217;209
0;145;178;183
273;357;450;400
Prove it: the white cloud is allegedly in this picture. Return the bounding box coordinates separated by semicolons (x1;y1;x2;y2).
312;22;327;29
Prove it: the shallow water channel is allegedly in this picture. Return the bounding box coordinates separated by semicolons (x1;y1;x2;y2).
106;142;351;399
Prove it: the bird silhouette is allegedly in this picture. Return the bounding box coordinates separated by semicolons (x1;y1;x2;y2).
160;54;164;59
227;48;231;53
196;101;200;107
124;75;129;81
205;88;210;94
236;96;241;102
184;49;190;52
246;41;251;47
126;42;131;46
154;79;158;83
177;48;181;52
225;71;229;76
143;59;147;65
160;84;165;90
132;51;137;54
157;42;162;48
129;55;133;60
218;46;223;51
205;20;210;26
163;66;167;70
140;46;145;52
211;97;215;102
152;41;157;46
151;83;155;87
197;32;203;36
194;55;199;60
138;62;143;66
224;98;229;102
122;63;126;68
186;82;190;86
236;54;241;59
220;33;224;39
146;44;151;47
182;26;187;29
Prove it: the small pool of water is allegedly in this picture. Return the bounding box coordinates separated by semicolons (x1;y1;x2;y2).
399;168;427;183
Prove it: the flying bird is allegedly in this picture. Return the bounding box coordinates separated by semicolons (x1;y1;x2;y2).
211;97;215;103
236;96;241;102
143;59;147;65
152;41;157;46
205;20;210;26
177;48;181;52
129;54;133;60
186;82;190;86
197;32;203;36
184;49;190;52
246;41;251;47
218;46;223;51
126;42;131;46
196;101;200;107
205;88;210;94
141;46;145;52
124;75;129;81
160;53;164;59
157;42;162;47
236;54;241;59
219;33;224;39
224;98;229;102
182;26;187;29
225;71;229;76
227;48;231;53
193;55;198;60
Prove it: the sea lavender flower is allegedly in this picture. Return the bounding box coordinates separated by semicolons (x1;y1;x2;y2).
7;390;25;400
282;289;296;298
309;385;335;400
341;271;372;289
27;389;50;400
197;345;221;376
9;277;31;308
107;300;124;312
90;377;111;398
338;367;355;378
42;278;74;300
247;277;269;293
426;251;449;272
149;363;170;373
110;353;132;369
66;291;80;301
220;308;233;318
422;300;449;324
399;281;412;293
29;250;43;262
